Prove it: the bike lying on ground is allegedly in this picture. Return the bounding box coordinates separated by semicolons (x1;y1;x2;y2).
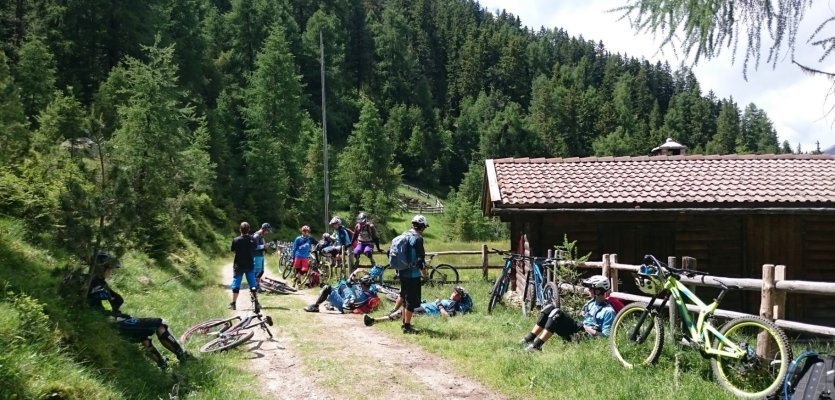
181;292;274;353
260;275;297;294
610;254;792;399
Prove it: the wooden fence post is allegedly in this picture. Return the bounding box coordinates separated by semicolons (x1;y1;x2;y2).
609;254;619;293
668;256;678;338
758;264;776;357
602;253;611;285
682;256;697;295
773;265;786;321
481;244;489;281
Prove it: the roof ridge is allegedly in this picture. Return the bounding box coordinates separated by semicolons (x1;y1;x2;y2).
488;154;835;163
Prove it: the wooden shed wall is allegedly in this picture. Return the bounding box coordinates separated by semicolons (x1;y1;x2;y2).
508;212;835;324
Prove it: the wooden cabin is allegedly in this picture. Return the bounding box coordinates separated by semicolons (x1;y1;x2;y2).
482;154;835;325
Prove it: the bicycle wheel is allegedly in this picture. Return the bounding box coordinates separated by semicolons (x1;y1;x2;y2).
542;281;559;308
610;302;665;368
710;316;792;398
429;264;459;285
199;330;255;353
487;269;510;314
180;318;226;342
282;262;293;279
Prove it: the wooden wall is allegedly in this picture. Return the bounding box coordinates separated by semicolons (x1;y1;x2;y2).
507;212;835;325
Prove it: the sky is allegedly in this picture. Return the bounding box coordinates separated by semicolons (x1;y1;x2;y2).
478;0;834;152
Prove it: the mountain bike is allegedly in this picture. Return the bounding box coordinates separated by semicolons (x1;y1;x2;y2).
520;255;559;317
610;254;792;398
379;254;459;286
487;249;515;314
195;312;274;353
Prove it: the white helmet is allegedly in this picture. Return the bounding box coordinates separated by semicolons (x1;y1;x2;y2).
329;216;341;225
411;214;429;228
581;275;610;292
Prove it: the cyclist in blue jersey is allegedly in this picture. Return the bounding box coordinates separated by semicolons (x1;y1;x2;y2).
303;270;380;314
519;275;616;352
363;285;472;326
291;225;317;288
395;215;429;334
87;252;191;368
252;222;272;292
323;216;352;264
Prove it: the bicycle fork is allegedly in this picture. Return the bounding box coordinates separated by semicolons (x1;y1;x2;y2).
628;295;669;343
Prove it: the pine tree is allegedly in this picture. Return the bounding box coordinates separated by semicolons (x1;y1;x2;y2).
13;36;57;122
706;99;740;155
0;51;29;166
336;96;402;222
241;23;305;223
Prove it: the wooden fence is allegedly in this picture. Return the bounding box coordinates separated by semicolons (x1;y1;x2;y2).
564;254;835;337
400;184;445;214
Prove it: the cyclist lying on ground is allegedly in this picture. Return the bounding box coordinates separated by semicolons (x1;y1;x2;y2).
519;275;620;352
303;269;381;314
363;285;473;326
87;252;191;368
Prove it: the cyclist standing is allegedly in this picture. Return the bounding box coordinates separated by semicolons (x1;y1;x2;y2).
252;222;272;292
291;225;317;288
87;252;191;368
396;214;430;334
351;212;383;268
519;275;616;352
229;221;258;310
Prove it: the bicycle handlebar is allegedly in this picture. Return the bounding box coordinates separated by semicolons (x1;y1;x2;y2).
491;248;555;265
642;254;710;278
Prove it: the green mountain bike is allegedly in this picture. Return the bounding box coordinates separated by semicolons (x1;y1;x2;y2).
610;255;792;398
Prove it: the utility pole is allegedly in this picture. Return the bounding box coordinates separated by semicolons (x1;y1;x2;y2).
320;31;329;229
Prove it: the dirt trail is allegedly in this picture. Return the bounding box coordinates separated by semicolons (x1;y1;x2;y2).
220;264;506;400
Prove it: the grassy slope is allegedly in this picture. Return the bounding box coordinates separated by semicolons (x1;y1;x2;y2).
0;217;259;399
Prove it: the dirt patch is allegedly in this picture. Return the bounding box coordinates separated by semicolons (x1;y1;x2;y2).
220;264;505;400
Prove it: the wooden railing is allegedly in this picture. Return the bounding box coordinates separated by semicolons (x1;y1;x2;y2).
567;254;835;337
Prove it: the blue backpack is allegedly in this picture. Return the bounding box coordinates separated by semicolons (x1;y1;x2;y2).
388;231;415;271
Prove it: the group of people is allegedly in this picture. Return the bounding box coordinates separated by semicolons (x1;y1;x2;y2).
86;211;623;369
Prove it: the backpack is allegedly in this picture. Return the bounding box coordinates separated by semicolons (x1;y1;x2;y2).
784;351;835;400
388;231;415;271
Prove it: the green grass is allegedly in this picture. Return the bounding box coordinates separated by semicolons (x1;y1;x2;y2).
0;217;261;400
360;240;739;400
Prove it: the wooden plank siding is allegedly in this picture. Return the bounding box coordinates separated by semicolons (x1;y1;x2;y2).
503;213;835;325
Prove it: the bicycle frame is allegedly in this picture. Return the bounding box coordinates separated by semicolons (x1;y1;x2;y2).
640;276;746;360
524;260;548;304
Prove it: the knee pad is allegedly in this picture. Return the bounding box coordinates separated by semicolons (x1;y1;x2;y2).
232;288;240;294
321;285;333;294
160;319;169;327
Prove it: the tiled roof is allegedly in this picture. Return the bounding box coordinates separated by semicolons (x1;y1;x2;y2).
485;154;835;208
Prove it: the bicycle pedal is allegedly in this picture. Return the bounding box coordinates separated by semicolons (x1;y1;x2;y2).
265;316;273;326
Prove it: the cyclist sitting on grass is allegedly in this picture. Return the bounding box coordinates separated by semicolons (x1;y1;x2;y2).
291;225;317;288
363;285;473;326
519;275;616;352
87;252;191;369
303;270;380;314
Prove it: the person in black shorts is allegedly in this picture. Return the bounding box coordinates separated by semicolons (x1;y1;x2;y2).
229;221;258;310
397;215;430;334
87;252;190;368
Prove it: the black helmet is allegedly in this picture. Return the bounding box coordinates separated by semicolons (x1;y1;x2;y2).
94;252;121;269
453;285;467;296
261;222;273;233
